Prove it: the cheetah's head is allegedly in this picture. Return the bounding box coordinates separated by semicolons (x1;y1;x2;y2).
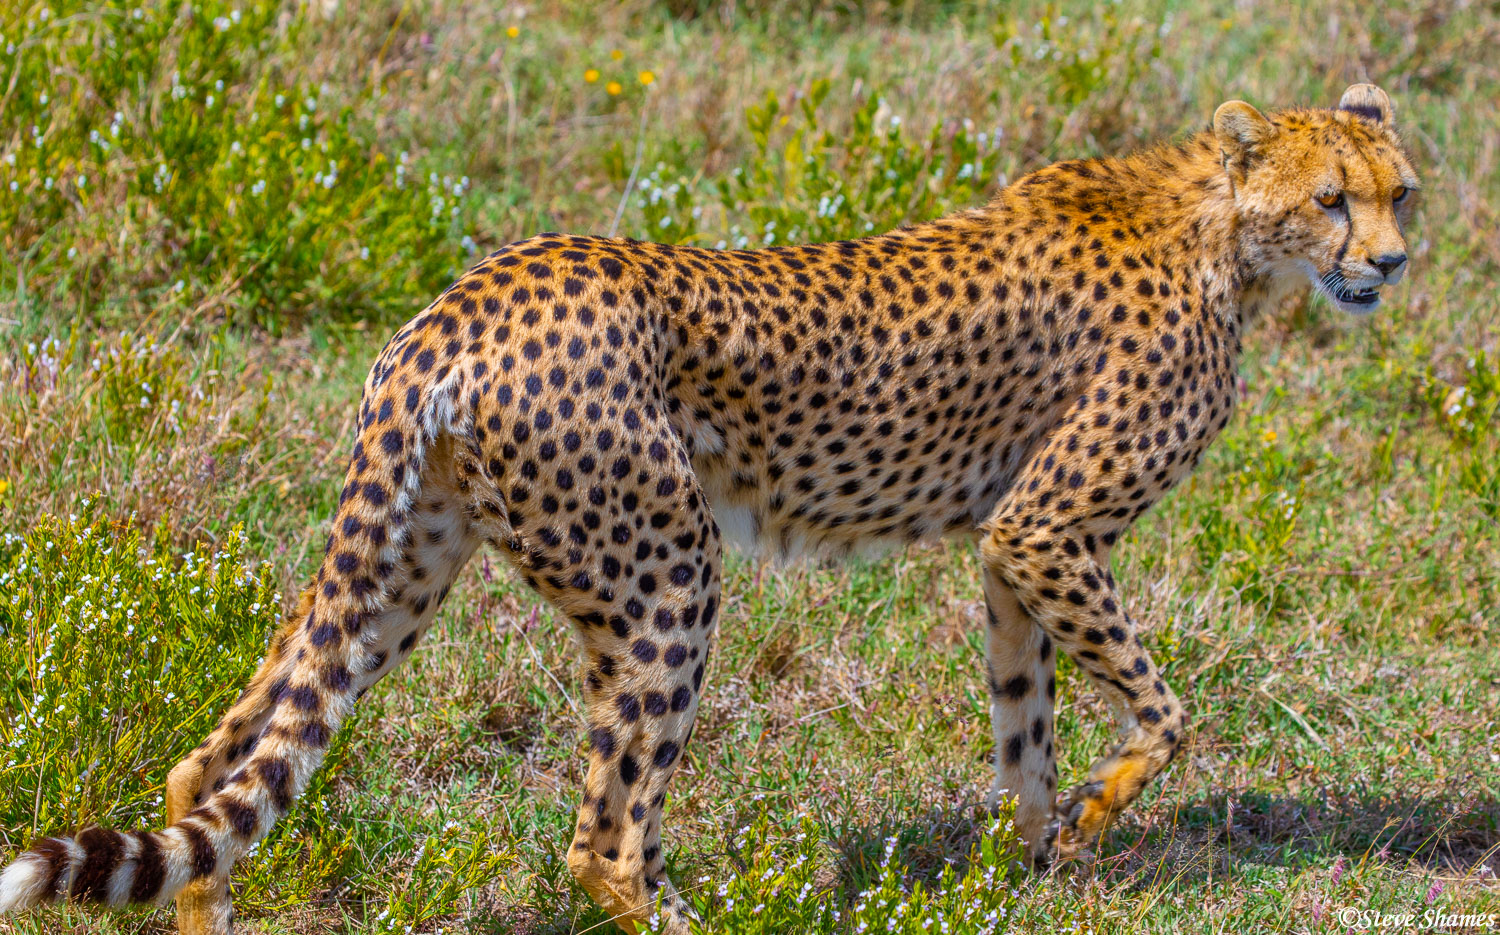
1214;83;1419;315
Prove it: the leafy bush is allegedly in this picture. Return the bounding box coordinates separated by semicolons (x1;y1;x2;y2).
0;506;279;838
992;4;1164;113
687;813;1026;933
0;0;474;330
628;78;1006;248
1421;351;1498;449
1421;351;1500;522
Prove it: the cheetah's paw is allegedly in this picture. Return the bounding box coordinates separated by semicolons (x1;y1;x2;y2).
1035;782;1106;871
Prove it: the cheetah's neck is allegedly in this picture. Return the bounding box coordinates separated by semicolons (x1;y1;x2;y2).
981;131;1292;331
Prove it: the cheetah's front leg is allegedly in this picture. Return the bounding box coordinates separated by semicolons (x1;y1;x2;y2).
981;515;1188;865
981;445;1190;865
980;568;1058;866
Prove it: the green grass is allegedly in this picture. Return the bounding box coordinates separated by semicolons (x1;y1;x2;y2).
1;0;1498;932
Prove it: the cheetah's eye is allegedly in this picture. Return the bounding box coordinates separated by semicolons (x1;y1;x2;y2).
1316;192;1345;210
1392;185;1408;202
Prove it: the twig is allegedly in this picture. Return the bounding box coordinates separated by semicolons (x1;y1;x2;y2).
609;99;651;238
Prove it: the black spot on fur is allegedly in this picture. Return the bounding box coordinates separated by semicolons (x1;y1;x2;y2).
222;798;259;838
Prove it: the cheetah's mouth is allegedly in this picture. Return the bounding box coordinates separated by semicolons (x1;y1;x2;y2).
1317;270;1382;313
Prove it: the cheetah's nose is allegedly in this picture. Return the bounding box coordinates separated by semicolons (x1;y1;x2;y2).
1372;253;1407;278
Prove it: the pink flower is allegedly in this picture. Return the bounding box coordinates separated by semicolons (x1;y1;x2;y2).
1425;879;1444;904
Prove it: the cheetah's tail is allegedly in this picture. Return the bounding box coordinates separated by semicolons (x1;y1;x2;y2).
0;357;450;916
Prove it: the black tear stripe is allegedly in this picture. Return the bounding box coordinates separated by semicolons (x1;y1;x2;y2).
1334;218;1353;266
1340;103;1384;123
72;827;124;901
128;831;165;902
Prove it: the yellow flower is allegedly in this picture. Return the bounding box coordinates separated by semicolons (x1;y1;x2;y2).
606;80;622;96
1262;428;1277;444
584;68;600;83
610;48;624;61
0;479;9;498
506;25;519;38
638;70;655;86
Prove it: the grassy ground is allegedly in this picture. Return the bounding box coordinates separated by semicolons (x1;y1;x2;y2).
2;0;1498;932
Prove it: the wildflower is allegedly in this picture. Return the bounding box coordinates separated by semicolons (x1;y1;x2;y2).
506;25;519;38
584;68;599;83
610;48;624;60
1262;428;1277;444
606;80;623;96
638;70;655;86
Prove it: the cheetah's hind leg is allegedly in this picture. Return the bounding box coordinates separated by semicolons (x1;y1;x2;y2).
154;437;482;933
490;429;721;933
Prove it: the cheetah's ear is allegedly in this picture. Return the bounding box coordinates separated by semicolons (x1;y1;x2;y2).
1337;83;1395;125
1213;100;1275;185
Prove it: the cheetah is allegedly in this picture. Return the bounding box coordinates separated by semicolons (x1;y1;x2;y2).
0;83;1417;933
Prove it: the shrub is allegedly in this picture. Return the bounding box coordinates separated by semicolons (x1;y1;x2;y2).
689;813;1025;933
0;506;279;839
627;78;1007;248
0;0;474;331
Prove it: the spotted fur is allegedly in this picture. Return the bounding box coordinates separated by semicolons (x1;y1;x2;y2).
0;84;1417;934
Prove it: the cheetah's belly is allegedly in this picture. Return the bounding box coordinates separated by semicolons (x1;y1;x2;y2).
683;413;1055;566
